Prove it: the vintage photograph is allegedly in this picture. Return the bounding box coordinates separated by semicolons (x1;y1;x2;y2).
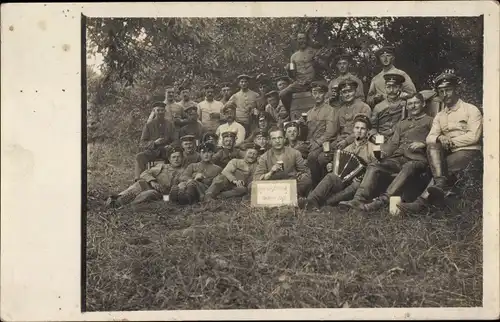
84;15;484;311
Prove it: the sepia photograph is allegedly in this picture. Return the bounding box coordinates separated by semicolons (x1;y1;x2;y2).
84;14;486;312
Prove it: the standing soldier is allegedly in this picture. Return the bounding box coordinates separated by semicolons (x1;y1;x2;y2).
134;103;175;181
227;74;260;133
398;72;483;214
197;84;224;133
220;83;233;106
170;142;222;205
367;46;416;107
328;53;365;101
177;85;198;110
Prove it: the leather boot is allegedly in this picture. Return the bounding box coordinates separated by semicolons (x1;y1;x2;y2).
325;181;359;206
426;143;448;200
397;196;429;215
362;194;390;212
352;166;381;202
169;185;180;203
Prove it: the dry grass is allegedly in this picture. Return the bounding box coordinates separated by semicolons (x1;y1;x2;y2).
85;142;483;311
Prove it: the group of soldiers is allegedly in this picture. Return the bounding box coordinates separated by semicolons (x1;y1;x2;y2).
106;32;483;215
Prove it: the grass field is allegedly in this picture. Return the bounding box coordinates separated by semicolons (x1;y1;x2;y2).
85;142;483;311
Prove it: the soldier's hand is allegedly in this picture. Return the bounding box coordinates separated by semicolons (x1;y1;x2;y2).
336;140;348;149
233;180;244;188
438;135;453;149
150;181;161;191
271;164;282;173
154;138;165;145
326;162;333;173
409;142;426;151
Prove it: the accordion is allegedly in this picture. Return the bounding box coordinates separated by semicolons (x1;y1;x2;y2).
331;149;367;183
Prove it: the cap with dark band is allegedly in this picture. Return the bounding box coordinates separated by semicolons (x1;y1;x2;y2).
275;75;292;83
335;53;352;63
198;142;216;153
178;85;191;92
152;101;167;108
237;74;251;81
310;80;329;92
383;73;405;86
221;130;237;139
353;113;372;130
265;90;280;98
243;143;261;151
167;145;184;155
222;102;237;112
283;120;299;130
202;132;219;142
434;71;459;89
375;45;395;57
338;78;359;91
204;83;216;90
180;134;196;142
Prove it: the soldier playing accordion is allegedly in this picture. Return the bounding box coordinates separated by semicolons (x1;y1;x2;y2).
299;114;378;209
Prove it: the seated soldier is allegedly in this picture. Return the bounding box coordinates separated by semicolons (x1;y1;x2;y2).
180;135;201;167
243;112;273;144
216;102;246;147
340;93;434;211
398;72;483;214
202;132;219;146
369;73;407;143
134;103;175;181
178;104;205;141
300;114;378;209
212;131;241;169
170;142;222;205
107;145;185;208
240;129;271;157
318;78;372;169
264;90;289;127
283;120;309;160
253;127;312;197
205;143;261;200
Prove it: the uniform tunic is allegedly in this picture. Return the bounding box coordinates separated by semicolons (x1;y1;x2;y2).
182;151;201;167
178;161;223;201
334;99;372;145
343;139;379;165
205;159;258;199
147;101;183;123
291;47;319;84
215;122;246;147
371;98;406;139
197;99;224;133
212;147;242;169
287;140;309;160
328;73;365;100
140;164;185;192
367;66;416;103
227;89;260;126
306;102;338;147
139;118;175;150
265;101;289;126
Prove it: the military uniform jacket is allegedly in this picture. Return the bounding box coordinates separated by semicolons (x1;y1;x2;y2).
367;66;416;102
371;98;406;139
179;161;223;187
139;164;185;191
139;118;175;150
182;151;201;167
287;140;309;160
328;73;365;100
228;89;260;126
335;99;372;144
178;121;205;141
306;102;338;148
221;159;258;185
213;147;242;168
382;114;433;162
253;146;311;181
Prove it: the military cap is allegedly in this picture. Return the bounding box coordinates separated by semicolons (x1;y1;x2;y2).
243;143;261;151
221;130;237;139
203;83;216;90
275;75;292;84
335;53;352;63
265;90;280;98
202;132;219;143
222;102;237;113
353;113;372;130
178;85;191;92
237;74;251;81
152;101;166;108
167;144;184;156
383;73;405;86
311;80;329;92
180;134;196;142
375;45;395;57
254;129;269;138
283;120;299;130
198;142;216;153
419;89;437;102
338;78;359;91
220;83;231;90
256;73;270;85
183;103;198;112
434;71;459;89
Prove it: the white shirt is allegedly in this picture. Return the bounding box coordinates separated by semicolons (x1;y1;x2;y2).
197;99;224;133
215;121;246;147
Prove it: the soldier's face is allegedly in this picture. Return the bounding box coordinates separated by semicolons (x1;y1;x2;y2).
259;84;269;95
340;88;356;103
155;106;166;117
222;136;234;147
239;79;249;89
258;118;268;129
353;121;368;140
181;89;190;100
187;109;198;121
205;88;214;100
438;86;458;107
270;130;285;149
337;60;349;73
385;83;402;98
221;88;231;98
267;96;279;108
277;80;289;91
254;135;268;148
407;97;425;116
244;148;259;163
169;152;183;167
379;53;394;66
165;89;175;102
182;141;194;152
312;89;326;104
200;151;213;162
224;109;235;122
285;126;298;141
297;33;307;49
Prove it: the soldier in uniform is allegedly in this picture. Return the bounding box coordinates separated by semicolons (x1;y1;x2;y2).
227;74;260;133
202;132;218;146
197;84;224;133
398;72;483;214
253;127;312;197
367;46;416;107
178;104;205;141
243;112;273;143
170;142;223;205
328;53;365;101
220;83;233;106
300;114;378;209
180;135;201;167
340;93;434;211
212;131;241;169
264;90;289;127
134;103;175;181
205;143;261;200
283;120;309;160
369;73;408;142
107;145;185;208
275;75;293;114
215;103;246;147
148;87;182;124
318;78;372;170
301;80;338;186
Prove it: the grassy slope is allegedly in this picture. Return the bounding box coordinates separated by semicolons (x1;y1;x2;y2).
85;143;483;311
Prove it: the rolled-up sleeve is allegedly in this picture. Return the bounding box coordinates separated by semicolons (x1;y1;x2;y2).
426;114;442;144
450;107;483;148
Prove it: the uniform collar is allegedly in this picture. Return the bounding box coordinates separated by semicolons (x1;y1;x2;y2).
406;113;426;121
444;99;463;113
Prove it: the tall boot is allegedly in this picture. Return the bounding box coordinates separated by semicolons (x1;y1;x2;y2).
397;179;432;214
219;187;248;199
426;143;448;200
339;166;380;210
326;181;359;206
